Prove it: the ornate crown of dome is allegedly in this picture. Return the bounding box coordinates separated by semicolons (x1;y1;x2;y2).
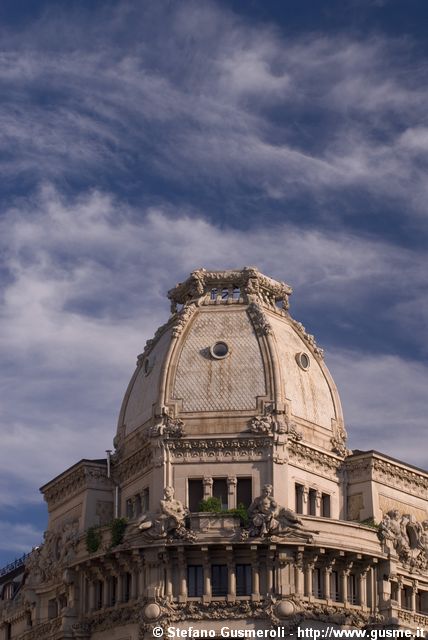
115;267;347;458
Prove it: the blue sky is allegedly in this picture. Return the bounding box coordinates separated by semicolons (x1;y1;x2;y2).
0;0;427;566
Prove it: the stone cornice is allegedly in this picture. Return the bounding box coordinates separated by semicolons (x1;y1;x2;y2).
288;440;342;479
345;453;428;499
41;462;111;509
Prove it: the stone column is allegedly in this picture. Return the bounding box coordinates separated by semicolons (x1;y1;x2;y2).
303;486;309;515
203;559;212;603
165;565;173;600
228;477;237;509
227;551;236;601
316;491;322;517
359;569;369;607
323;566;332;601
305;562;314;598
203;477;213;499
178;549;187;603
116;573;123;604
295;551;304;596
341;569;348;604
251;547;260;601
411;582;417;613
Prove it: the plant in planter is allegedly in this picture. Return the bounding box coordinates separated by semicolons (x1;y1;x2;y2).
86;526;102;554
110;517;127;546
198;497;222;512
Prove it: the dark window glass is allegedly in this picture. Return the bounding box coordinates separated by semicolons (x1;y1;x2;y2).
110;577;117;606
237;478;252;509
308;489;317;516
295;484;304;514
321;493;330;518
211;564;228;596
95;580;103;609
123;573;131;602
187;565;204;597
330;571;339;601
213;478;228;510
142;488;150;513
236;564;252;596
312;568;322;598
188;479;204;512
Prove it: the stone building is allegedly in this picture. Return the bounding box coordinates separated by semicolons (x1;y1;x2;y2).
1;267;427;640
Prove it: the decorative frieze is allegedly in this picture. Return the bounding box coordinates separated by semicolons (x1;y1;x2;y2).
115;446;154;484
288;440;341;479
42;463;110;508
166;437;273;462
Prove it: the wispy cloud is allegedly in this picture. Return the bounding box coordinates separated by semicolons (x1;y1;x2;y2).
0;2;427;220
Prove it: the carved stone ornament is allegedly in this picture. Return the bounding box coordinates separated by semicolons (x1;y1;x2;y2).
378;510;428;571
25;520;79;586
331;423;350;457
137;486;196;543
150;411;185;438
168;267;292;310
247;302;272;336
248;411;275;435
290;317;324;359
248;484;315;542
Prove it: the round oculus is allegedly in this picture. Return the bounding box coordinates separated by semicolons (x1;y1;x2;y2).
296;352;310;370
210;341;230;359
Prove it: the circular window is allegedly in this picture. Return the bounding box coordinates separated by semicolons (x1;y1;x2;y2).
296;352;310;370
210;341;230;359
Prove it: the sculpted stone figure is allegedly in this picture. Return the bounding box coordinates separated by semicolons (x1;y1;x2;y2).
248;484;279;536
138;486;196;542
248;484;314;541
378;510;428;570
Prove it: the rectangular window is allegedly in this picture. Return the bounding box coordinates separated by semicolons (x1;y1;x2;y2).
213;478;228;509
236;564;252;596
95;580;103;609
295;483;304;514
110;576;117;606
236;478;252;509
123;573;132;602
188;479;204;512
211;564;228;597
135;494;142;517
330;571;339;601
126;498;133;519
48;598;58;619
312;568;322;598
141;488;150;513
348;574;357;604
321;493;331;518
187;565;204;597
5;623;11;640
308;489;317;516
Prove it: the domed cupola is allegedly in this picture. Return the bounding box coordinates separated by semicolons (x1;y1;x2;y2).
115;267;347;458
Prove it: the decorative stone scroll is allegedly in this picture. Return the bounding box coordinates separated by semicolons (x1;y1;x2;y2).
378;510;428;571
248;484;315;542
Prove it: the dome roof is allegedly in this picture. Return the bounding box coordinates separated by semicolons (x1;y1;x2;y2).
116;268;347;457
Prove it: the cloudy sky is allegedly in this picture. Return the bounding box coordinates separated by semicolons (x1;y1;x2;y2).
0;0;427;566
